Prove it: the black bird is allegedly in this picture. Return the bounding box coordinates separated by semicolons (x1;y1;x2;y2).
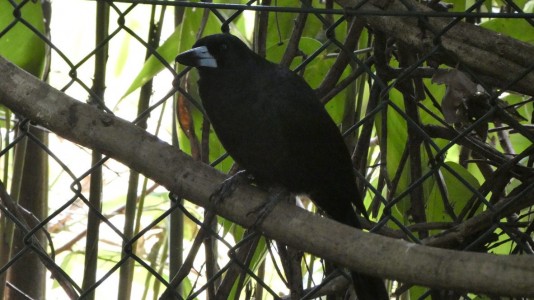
176;33;388;300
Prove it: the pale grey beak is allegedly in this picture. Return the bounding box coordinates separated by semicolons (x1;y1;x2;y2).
175;46;218;68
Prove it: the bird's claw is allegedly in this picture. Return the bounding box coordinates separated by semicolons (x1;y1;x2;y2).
209;170;249;204
247;187;289;228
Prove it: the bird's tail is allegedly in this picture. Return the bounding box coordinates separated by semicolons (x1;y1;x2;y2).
344;211;389;300
322;199;389;300
351;271;389;300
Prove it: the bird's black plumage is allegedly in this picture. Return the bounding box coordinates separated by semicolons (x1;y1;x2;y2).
176;33;388;300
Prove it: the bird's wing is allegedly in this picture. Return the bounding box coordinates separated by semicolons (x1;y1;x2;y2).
256;67;357;194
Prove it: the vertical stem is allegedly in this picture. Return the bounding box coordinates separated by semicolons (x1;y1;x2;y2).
5;127;48;300
118;5;166;299
0;131;25;300
397;42;427;237
82;1;109;298
169;4;186;297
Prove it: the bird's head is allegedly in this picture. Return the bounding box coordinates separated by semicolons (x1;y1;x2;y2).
175;34;254;70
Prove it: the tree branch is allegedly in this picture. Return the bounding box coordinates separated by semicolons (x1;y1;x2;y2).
1;56;534;297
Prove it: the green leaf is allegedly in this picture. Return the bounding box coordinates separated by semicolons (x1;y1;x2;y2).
524;0;534;12
122;8;222;98
381;90;411;214
500;94;532;154
481;18;534;44
266;37;328;90
260;1;336;53
175;10;241;169
407;285;431;299
0;0;46;77
447;0;467;12
427;161;481;223
266;37;351;123
228;236;267;298
121;27;180;98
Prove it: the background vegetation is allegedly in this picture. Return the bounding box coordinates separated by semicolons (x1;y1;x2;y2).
0;0;533;299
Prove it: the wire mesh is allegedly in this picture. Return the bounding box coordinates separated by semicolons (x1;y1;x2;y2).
0;0;533;299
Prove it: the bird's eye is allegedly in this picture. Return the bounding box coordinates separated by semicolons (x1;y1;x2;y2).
220;43;228;51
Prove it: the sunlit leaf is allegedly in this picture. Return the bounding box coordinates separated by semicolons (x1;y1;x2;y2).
0;0;46;77
427;162;481;225
481;17;534;44
122;8;223;99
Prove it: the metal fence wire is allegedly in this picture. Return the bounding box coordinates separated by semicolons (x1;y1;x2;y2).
0;0;533;299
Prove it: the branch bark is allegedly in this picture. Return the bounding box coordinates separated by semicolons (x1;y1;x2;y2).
1;56;534;297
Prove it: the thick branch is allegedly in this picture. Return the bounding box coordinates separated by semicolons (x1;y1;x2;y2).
1;56;534;296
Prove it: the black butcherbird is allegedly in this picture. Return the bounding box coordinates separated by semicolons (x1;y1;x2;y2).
176;33;388;300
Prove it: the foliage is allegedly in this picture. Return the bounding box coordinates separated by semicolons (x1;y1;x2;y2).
0;0;533;299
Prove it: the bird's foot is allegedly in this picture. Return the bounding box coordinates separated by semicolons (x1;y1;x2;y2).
210;170;250;204
247;187;289;228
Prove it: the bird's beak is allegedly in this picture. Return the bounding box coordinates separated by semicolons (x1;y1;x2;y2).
175;46;218;68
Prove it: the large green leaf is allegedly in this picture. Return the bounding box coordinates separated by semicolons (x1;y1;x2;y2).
266;37;353;123
0;0;46;77
381;90;411;212
481;19;534;44
175;9;238;170
121;25;181;98
481;1;534;44
427;161;481;225
122;8;222;98
228;236;267;298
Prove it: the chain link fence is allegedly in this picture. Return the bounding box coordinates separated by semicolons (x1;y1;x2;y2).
0;0;533;299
